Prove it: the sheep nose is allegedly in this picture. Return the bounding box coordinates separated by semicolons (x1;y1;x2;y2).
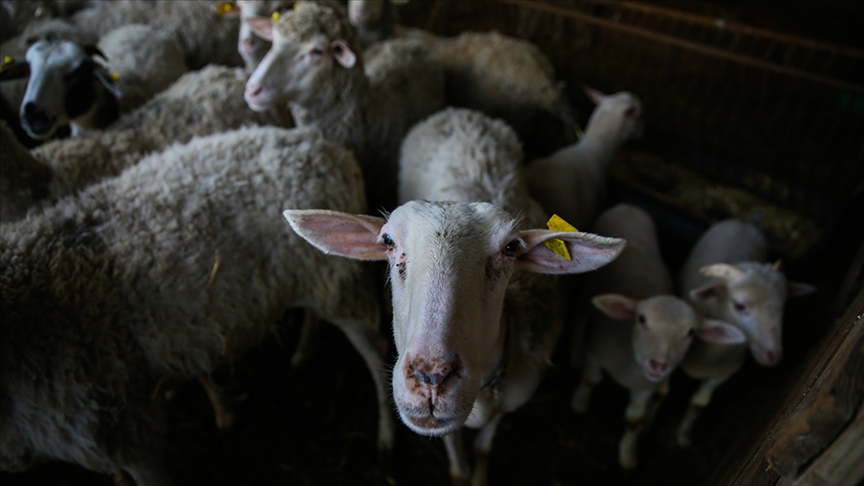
649;359;667;373
241;36;257;52
21;102;52;135
765;350;781;365
405;357;458;399
245;82;263;97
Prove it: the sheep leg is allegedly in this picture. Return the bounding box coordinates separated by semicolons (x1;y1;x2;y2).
471;412;503;486
571;355;602;413
330;318;395;455
443;428;470;486
290;310;321;369
676;376;728;447
619;388;653;469
199;374;235;430
642;379;670;433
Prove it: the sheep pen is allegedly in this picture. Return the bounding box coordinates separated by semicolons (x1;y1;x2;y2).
1;1;861;486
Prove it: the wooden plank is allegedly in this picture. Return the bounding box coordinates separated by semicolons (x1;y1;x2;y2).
707;287;864;485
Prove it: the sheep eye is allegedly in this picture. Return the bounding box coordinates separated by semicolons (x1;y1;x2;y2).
310;47;324;56
687;328;695;337
381;234;394;248
733;301;748;313
637;314;646;325
503;239;521;256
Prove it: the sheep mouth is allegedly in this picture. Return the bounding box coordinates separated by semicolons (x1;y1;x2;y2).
22;115;58;139
398;408;463;437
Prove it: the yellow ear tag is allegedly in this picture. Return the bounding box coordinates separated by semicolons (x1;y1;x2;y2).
214;2;236;16
2;56;13;68
110;72;119;81
544;214;578;260
272;11;280;20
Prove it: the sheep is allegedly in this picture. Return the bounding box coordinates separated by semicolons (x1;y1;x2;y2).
243;1;446;212
523;87;644;231
24;65;292;207
0;0;95;42
569;203;746;469
1;26;187;140
347;0;434;49
675;219;817;446
285;107;627;485
0;119;52;223
0;125;395;484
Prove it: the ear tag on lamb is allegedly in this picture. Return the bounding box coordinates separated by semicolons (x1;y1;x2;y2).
110;72;119;81
544;214;578;260
2;56;12;68
214;1;237;16
272;10;281;20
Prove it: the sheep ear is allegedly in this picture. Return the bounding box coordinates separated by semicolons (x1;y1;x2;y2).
700;263;743;281
583;85;605;104
93;70;122;98
246;16;274;41
515;229;625;275
213;1;241;18
697;319;746;345
690;282;725;301
0;60;30;81
787;280;816;297
82;44;108;62
331;40;356;68
591;294;637;320
283;209;388;261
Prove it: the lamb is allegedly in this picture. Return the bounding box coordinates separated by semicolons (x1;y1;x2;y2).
243;1;446;212
1;25;187;139
0;125;394;485
23;65;292;208
524;87;644;231
284;107;627;485
569;203;745;469
0;119;52;223
675;219;816;446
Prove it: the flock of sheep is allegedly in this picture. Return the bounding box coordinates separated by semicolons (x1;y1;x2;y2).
0;1;817;485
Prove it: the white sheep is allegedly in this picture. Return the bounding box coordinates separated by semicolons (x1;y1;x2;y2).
675;219;816;446
243;1;446;211
569;203;745;469
524;87;644;231
25;64;292;206
1;26;187;139
0;125;394;485
285;107;626;485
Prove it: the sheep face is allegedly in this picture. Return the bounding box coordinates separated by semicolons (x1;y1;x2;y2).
593;294;745;382
244;3;358;111
689;262;814;366
17;39;112;139
583;87;645;144
284;200;626;437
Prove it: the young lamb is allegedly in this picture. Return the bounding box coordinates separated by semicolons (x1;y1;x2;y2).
524;87;644;231
0;125;394;485
570;203;745;469
0;119;52;223
675;218;816;446
23;65;292;207
243;1;446;212
285;107;627;485
1;26;187;139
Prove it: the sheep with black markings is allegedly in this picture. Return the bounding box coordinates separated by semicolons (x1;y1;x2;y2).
243;1;446;212
0;125;394;485
570;203;746;469
675;219;816;446
285;107;626;485
1;25;187;139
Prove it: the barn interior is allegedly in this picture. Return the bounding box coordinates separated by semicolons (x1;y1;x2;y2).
1;1;862;485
